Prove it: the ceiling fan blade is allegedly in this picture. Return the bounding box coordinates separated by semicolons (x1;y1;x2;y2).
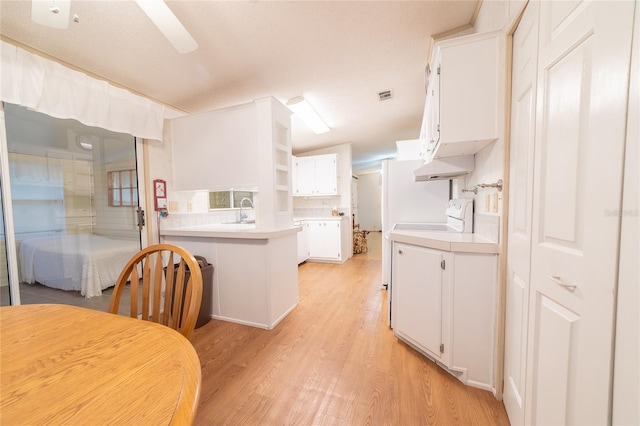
31;0;70;29
134;0;198;54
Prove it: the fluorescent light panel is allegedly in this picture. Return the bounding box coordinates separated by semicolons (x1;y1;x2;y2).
287;96;330;134
135;0;198;54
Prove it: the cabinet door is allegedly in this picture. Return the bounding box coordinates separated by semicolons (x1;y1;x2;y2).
291;155;298;196
429;62;440;150
322;221;340;259
429;32;499;159
313;155;337;195
294;157;316;195
307;221;340;259
306;221;322;258
392;243;444;361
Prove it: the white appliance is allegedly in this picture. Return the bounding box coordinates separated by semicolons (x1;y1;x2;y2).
392;198;474;233
381;159;450;288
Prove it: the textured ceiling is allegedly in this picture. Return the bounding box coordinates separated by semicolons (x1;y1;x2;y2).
0;0;478;174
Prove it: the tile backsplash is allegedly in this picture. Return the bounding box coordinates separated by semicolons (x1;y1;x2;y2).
293;207;348;218
474;213;500;243
159;210;255;229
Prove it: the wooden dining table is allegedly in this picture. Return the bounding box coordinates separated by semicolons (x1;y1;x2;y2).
0;303;201;425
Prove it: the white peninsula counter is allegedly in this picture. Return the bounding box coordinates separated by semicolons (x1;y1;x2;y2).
161;224;300;330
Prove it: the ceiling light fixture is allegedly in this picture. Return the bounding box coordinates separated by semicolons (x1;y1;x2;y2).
31;0;71;29
286;96;330;134
76;134;93;151
134;0;198;54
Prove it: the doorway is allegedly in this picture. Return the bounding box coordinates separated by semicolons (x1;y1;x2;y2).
0;103;144;310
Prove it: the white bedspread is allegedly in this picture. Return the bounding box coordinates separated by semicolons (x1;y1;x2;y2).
19;233;139;298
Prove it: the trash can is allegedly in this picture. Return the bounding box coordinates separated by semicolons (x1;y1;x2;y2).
166;255;213;329
193;255;213;328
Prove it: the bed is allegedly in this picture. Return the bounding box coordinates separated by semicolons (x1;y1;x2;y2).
19;233;140;298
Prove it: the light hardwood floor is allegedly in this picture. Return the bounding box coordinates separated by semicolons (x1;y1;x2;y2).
191;234;509;425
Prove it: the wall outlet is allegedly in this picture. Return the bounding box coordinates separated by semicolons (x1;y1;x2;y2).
187;202;193;212
168;201;178;212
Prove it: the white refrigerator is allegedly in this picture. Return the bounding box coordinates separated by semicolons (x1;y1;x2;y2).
381;159;450;288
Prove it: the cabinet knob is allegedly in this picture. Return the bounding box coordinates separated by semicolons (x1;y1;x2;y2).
398;249;403;255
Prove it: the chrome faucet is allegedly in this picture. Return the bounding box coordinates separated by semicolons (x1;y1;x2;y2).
239;197;254;223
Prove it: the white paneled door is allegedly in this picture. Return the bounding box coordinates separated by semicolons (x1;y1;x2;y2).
504;2;539;423
525;1;635;424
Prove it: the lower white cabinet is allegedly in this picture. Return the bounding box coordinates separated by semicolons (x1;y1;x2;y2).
307;220;340;260
393;244;448;363
296;222;309;264
391;241;498;392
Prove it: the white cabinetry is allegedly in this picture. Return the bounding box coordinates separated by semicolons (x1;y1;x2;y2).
393;243;448;363
306;220;340;260
296;222;309;264
293;154;337;196
423;31;500;160
392;241;497;391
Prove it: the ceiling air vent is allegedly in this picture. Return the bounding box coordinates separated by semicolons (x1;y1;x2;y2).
378;90;393;101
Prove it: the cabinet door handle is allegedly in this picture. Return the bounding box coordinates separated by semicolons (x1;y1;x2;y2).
398;249;403;255
549;275;577;291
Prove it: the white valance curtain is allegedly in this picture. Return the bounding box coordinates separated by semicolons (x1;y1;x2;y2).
0;40;175;141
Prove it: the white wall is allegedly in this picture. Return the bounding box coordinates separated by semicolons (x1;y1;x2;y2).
355;171;382;231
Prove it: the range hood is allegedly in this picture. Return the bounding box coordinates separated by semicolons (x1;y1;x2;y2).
413;155;475;181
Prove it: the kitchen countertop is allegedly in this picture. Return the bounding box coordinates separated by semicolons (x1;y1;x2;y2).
294;216;346;222
389;229;500;254
160;224;300;239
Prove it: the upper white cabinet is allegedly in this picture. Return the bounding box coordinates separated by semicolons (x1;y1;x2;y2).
423;31;501;160
293;153;337;196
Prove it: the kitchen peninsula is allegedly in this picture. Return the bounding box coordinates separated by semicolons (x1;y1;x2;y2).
161;96;299;330
161;224;299;330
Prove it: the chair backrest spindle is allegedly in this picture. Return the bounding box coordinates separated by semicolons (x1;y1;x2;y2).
108;244;203;340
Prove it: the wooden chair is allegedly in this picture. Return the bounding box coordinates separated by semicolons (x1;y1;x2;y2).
108;244;203;341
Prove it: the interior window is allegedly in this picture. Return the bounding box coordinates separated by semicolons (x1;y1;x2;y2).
108;170;138;207
209;191;254;210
